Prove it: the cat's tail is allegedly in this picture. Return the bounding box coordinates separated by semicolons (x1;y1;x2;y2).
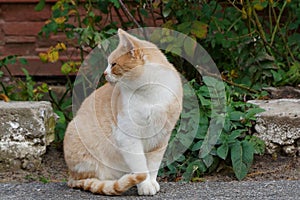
67;173;147;195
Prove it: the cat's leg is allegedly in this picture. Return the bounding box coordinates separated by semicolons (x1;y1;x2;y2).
142;140;169;194
115;130;159;195
137;149;165;194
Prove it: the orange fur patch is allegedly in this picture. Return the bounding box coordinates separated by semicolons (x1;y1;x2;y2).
113;181;123;194
109;43;145;81
69;170;96;180
83;180;93;191
96;182;105;194
135;173;147;183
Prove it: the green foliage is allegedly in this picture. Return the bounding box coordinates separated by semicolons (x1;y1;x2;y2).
39;0;119;48
0;55;48;101
49;89;72;142
36;0;300;87
278;62;300;86
34;0;45;11
160;78;265;181
158;0;300;88
39;176;51;184
230;140;254;181
24;174;51;183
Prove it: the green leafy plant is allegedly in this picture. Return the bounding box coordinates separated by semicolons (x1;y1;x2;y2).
160;77;265;181
48;89;72;142
24;174;51;183
0;55;48;101
160;0;300;89
39;176;51;184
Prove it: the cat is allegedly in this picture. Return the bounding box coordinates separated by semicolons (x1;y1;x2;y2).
64;29;183;196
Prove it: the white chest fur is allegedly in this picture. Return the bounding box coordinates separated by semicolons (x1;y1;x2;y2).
113;63;182;152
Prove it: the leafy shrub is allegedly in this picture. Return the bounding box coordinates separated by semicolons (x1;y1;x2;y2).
160;77;265;181
37;42;75;142
0;55;48;101
37;0;300;88
159;0;300;88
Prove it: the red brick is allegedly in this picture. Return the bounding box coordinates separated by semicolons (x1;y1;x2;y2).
0;43;36;55
5;36;36;43
1;4;52;22
36;33;69;47
3;54;83;76
0;26;4;45
0;46;4;55
0;1;135;78
2;21;45;36
35;47;81;55
3;56;63;76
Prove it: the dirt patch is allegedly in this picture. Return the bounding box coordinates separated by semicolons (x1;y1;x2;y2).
0;144;299;183
0;144;68;183
203;155;299;182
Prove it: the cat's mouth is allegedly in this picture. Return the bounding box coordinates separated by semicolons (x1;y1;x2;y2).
104;74;118;84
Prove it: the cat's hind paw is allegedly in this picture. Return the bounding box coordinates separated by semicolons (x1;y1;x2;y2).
137;179;160;195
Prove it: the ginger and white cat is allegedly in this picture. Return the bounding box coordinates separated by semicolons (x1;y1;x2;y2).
64;29;183;196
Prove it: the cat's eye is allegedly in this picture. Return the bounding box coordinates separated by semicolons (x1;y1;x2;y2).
111;62;117;68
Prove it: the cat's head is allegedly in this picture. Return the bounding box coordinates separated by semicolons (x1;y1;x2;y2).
104;29;167;83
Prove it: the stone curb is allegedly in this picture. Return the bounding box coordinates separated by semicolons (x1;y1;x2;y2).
0;101;56;171
248;99;300;156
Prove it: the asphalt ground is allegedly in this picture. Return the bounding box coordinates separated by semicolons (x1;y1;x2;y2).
1;180;299;200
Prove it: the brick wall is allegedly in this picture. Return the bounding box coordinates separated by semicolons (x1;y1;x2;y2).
0;1;160;77
0;0;67;76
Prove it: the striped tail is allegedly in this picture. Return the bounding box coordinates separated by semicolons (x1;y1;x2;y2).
67;173;147;195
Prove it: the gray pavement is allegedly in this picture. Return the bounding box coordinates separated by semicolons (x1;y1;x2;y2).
0;180;299;200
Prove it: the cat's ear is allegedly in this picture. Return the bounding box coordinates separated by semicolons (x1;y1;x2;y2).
118;29;143;59
118;29;135;50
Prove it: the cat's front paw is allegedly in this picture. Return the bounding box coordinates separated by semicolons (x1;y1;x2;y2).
137;179;160;195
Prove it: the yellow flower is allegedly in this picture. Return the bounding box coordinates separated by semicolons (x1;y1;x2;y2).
45;20;51;25
55;42;67;51
48;50;59;63
54;16;66;24
39;53;48;62
230;69;239;78
254;4;264;11
242;8;248;19
253;0;269;10
75;61;82;66
68;9;77;16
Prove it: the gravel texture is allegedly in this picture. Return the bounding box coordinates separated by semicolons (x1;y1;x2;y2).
1;180;299;200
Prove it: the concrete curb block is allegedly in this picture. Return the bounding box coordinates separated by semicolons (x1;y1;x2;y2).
0;101;56;171
248;99;300;156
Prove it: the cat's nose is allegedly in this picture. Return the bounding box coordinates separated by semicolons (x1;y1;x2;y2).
103;71;107;76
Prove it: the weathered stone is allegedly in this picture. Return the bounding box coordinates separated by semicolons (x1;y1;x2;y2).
283;145;297;155
265;142;280;155
248;99;300;156
263;86;300;99
0;101;56;172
